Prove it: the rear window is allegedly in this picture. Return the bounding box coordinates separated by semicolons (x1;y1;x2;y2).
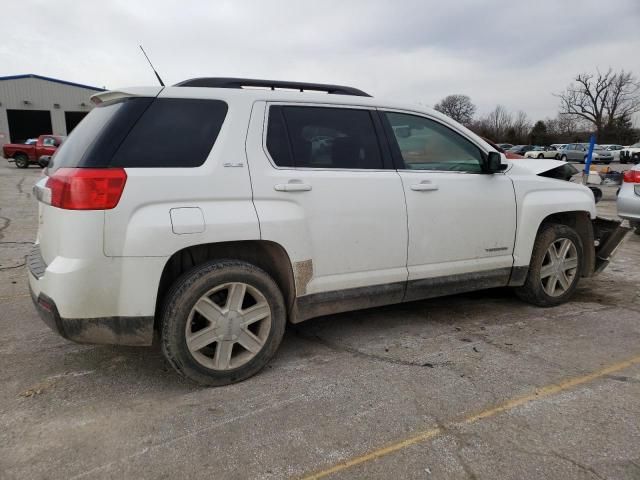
49;97;227;171
111;99;227;168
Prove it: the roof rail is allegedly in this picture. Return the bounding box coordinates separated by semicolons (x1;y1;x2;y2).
174;77;371;97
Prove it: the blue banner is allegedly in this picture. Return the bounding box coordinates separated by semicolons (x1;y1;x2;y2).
584;134;596;175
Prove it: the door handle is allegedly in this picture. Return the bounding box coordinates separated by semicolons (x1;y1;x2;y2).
410;181;439;191
274;181;312;192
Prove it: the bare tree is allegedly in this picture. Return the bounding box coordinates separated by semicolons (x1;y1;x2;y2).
434;94;476;125
555;114;580;137
511;110;531;143
484;105;513;140
557;69;640;137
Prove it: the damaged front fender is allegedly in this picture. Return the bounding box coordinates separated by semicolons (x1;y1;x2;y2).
592;217;631;274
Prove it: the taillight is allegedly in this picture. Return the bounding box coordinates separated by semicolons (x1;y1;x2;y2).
45;168;127;210
622;170;640;183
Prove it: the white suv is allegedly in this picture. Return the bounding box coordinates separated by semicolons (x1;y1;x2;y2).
29;78;628;385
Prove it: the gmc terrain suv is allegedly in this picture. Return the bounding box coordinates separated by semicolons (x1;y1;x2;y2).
29;78;628;385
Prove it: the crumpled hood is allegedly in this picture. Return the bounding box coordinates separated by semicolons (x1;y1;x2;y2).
507;158;570;175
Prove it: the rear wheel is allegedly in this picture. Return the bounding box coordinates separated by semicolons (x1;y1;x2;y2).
515;224;583;307
161;260;286;386
14;154;29;169
537;154;544;159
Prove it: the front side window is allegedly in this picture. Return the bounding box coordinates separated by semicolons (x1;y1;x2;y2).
266;105;383;169
384;112;483;172
42;137;56;146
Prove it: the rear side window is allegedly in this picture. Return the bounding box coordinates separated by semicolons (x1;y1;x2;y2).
111;99;227;168
267;105;383;169
49;99;151;172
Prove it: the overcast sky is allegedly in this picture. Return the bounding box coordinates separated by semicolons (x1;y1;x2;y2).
2;0;639;123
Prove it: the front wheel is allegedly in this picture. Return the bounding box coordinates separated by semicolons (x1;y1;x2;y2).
161;260;286;386
14;154;29;169
515;224;583;307
537;154;544;159
561;155;567;161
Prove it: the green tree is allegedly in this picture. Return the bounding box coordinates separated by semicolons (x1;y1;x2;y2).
530;120;548;145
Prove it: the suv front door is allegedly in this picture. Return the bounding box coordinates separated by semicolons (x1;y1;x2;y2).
246;102;408;302
381;111;517;300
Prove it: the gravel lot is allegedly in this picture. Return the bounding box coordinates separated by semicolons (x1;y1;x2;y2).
1;160;639;479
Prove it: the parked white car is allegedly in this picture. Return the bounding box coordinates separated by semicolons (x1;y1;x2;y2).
617;164;640;234
601;144;624;161
29;78;629;385
524;146;560;159
620;142;640;164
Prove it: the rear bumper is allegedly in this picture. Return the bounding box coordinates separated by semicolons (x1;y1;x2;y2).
30;287;154;346
27;244;165;346
617;185;640;222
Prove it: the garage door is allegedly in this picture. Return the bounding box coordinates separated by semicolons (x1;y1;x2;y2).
7;110;53;143
64;111;88;134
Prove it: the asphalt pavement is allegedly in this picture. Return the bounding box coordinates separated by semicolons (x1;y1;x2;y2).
1;160;639;480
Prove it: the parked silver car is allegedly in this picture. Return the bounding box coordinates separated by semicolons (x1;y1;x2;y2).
558;143;613;164
617;164;640;234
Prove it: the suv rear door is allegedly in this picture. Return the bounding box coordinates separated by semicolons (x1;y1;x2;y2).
380;110;516;300
246;102;408;299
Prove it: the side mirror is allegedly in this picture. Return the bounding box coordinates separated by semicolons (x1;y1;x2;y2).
484;151;506;173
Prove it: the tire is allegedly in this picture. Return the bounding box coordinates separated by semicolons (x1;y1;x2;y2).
561;155;567;161
555;154;560;160
537;154;544;159
14;154;29;169
515;224;583;307
161;260;286;386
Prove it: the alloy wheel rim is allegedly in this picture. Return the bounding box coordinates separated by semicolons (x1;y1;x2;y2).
540;238;578;297
185;282;272;370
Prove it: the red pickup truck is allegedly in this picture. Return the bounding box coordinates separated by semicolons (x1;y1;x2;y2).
2;134;65;168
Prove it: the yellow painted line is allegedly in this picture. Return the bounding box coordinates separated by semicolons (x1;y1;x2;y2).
299;354;640;480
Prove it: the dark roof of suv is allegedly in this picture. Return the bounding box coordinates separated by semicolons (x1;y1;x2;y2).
175;77;371;97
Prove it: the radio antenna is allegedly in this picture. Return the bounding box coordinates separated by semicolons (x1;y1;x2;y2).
139;45;165;86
